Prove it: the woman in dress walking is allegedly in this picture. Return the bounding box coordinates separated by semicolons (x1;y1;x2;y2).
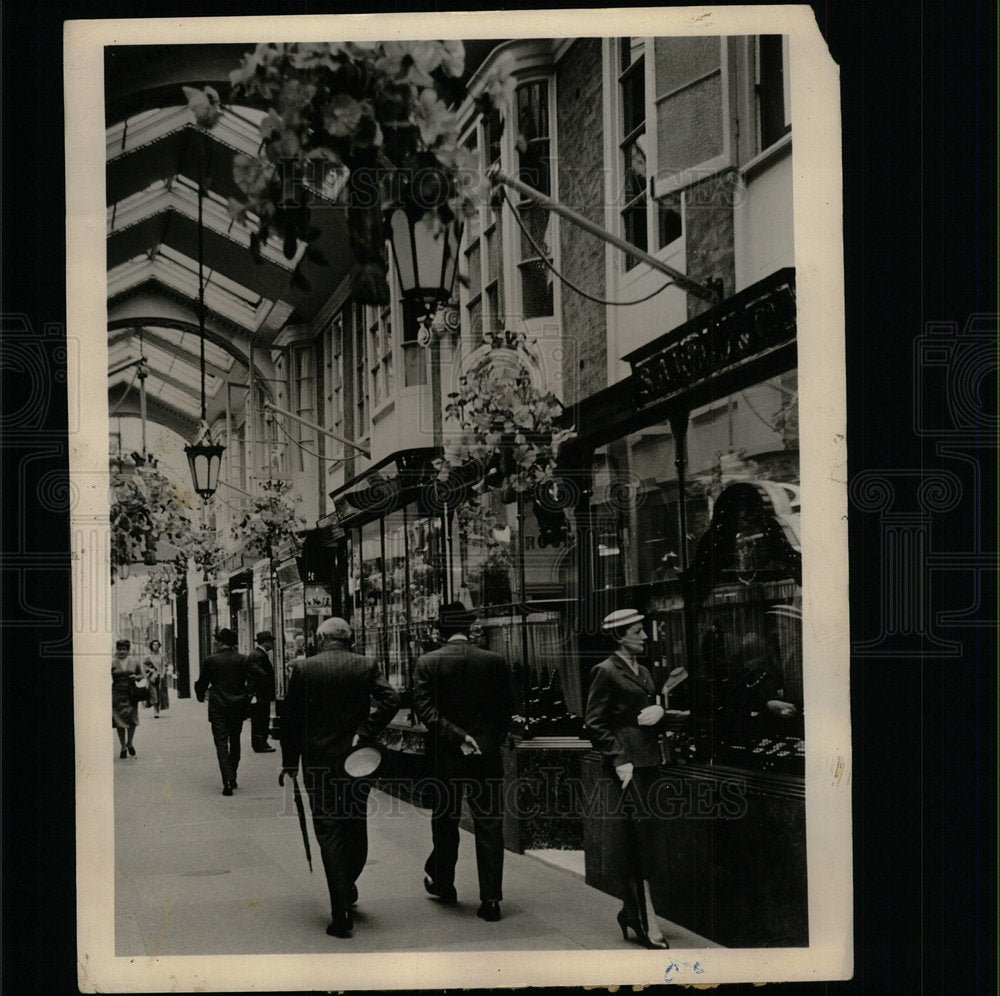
142;639;169;716
585;609;671;949
112;638;142;757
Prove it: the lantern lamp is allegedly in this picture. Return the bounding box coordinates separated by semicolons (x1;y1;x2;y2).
387;207;462;337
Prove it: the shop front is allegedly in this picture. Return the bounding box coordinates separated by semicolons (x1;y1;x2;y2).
330;449;592;851
574;267;806;946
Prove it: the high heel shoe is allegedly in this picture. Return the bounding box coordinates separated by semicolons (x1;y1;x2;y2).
119;748;127;759
617;909;669;949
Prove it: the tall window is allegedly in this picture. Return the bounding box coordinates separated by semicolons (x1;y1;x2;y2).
290;344;315;472
325;315;344;443
757;35;791;150
369;303;393;409
464;130;485;338
353;305;369;436
516;80;554;317
619;37;647;270
482;109;504;334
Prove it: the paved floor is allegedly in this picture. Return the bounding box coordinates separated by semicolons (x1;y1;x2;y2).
114;695;717;955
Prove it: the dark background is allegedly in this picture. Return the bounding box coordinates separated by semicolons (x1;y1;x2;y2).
2;1;996;992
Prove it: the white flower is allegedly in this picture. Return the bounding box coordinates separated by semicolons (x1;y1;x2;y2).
183;86;222;128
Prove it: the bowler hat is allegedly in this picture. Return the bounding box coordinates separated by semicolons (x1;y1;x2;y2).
215;628;238;646
438;601;477;630
255;630;274;644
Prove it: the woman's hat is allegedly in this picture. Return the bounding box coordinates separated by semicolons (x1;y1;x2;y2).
601;608;645;631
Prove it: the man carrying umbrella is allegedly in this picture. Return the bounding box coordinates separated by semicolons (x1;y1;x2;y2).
279;616;399;939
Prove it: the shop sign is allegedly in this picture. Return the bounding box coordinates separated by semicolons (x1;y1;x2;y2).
626;268;796;409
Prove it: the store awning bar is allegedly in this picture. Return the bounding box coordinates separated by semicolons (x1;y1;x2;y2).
262;400;371;460
488;167;720;304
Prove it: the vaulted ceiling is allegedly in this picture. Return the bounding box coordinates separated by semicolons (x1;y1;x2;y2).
105;40;500;443
104;44;356;441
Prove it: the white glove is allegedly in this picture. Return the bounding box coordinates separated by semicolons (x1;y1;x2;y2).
637;704;665;726
615;762;634;788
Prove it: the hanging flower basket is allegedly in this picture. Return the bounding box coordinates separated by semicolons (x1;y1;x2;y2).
435;331;575;497
230;479;307;560
110;466;197;582
185;42;515;304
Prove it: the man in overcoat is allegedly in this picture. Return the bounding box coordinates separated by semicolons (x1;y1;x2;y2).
248;630;277;753
413;601;514;922
280;616;399;938
194;628;268;795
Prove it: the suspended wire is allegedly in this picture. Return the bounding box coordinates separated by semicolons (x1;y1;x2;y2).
499;187;676;307
271;414;346;468
109;367;141;417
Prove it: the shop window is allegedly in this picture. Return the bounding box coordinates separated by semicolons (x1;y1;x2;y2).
347;503;447;697
382;509;410;691
756;35;791;151
280;583;307;685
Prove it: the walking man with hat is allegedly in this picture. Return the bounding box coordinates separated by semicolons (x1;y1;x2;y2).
279;616;399;938
248;630;277;753
413;601;514;922
194;628;268;796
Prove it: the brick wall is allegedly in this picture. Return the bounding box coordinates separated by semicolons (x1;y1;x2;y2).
556;38;608;405
685;171;737;319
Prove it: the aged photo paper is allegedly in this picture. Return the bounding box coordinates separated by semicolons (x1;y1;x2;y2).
67;6;850;990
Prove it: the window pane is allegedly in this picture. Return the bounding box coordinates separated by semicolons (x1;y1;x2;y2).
466;297;483;339
759;35;789;148
519;259;553;318
622;138;647;202
485;108;502;166
621;64;645;135
518;203;551;260
657;192;682;249
466;242;481;299
619;36;644;72
622;200;648;266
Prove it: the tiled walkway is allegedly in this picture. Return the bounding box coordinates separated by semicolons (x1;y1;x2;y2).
114;695;716;954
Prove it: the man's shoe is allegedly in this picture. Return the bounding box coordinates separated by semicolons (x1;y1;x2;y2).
254;744;277;753
222;783;234;796
326;911;353;938
477;901;502;922
423;876;457;903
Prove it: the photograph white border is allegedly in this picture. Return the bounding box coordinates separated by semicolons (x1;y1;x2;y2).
67;6;850;990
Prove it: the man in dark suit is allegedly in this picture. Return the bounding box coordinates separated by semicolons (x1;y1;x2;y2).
248;630;277;753
413;601;514;922
280;616;399;938
194;628;268;796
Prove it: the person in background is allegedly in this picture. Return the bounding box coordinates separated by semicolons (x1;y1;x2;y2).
280;617;399;939
111;639;142;758
194;628;268;796
142;639;168;717
585;608;671;950
248;630;277;753
413;601;514;923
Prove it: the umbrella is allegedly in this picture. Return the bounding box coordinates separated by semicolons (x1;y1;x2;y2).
279;768;313;873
